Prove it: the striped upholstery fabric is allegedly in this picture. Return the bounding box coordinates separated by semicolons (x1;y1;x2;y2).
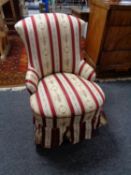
31;73;105;118
15;13;106;148
15;13;87;77
78;60;96;81
34;110;103;148
25;67;40;93
30;73;105;148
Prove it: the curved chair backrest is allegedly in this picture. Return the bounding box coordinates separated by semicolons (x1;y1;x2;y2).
15;13;87;77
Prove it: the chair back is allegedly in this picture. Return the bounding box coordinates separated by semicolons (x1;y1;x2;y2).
15;13;87;77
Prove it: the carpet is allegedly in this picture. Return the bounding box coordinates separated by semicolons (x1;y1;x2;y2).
0;35;27;87
0;81;131;175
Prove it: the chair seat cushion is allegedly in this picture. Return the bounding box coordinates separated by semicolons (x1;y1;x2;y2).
30;73;105;118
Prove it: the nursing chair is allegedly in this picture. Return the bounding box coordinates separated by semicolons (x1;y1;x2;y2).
15;13;106;148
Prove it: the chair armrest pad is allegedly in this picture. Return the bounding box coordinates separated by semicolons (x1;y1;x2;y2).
78;60;96;81
25;67;40;94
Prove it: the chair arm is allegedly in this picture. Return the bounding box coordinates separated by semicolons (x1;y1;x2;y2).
78;60;96;81
80;38;96;69
25;67;40;94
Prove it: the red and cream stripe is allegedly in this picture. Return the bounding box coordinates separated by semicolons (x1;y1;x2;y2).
88;70;95;81
83;79;105;106
53;13;62;72
92;82;105;103
30;16;44;76
27;68;39;79
78;60;87;75
25;68;39;93
42;80;57;118
70;16;81;73
35;84;52;118
62;73;85;114
77;18;81;50
22;20;34;67
78;76;99;109
23;17;43;77
25;80;37;92
78;60;96;81
48;14;60;72
53;74;75;116
56;74;83;115
92;108;101;129
45;14;55;73
68;15;76;73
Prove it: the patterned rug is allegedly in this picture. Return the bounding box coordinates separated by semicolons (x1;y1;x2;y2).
0;35;28;87
0;36;86;88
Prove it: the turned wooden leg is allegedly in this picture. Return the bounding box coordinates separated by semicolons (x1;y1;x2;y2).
0;35;10;60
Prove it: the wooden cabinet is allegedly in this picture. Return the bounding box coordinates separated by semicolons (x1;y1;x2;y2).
86;0;131;76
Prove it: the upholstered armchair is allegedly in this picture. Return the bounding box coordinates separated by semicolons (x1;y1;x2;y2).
15;13;106;148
